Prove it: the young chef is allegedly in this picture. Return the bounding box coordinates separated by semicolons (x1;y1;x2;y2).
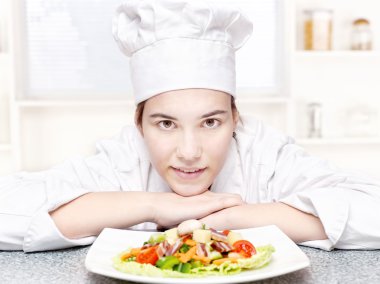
1;0;380;252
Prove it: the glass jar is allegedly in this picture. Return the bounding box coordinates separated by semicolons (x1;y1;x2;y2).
351;18;372;50
307;102;322;138
303;9;333;51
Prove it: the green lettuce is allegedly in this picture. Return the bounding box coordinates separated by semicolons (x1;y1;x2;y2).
113;244;275;278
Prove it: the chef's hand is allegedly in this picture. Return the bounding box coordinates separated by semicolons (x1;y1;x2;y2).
198;206;241;230
198;203;328;243
151;191;243;229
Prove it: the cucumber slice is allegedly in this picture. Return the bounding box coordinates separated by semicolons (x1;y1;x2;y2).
208;251;223;260
190;260;203;268
180;263;192;273
148;233;166;244
155;256;180;270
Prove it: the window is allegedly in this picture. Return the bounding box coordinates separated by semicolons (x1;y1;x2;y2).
23;0;281;98
226;0;281;94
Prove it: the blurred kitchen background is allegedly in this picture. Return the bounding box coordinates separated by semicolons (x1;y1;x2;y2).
0;0;380;178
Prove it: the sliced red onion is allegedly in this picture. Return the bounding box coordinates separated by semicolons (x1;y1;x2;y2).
196;243;208;257
156;240;170;258
166;239;183;256
210;228;228;242
211;241;233;252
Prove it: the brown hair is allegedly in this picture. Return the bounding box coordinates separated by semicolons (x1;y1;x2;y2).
135;96;239;128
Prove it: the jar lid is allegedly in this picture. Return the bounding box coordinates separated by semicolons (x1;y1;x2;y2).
353;18;370;25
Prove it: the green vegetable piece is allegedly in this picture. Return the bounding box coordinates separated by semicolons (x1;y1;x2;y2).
173;263;183;272
148;233;166;244
155;258;165;268
126;256;136;262
173;262;192;273
179;244;190;253
180;262;192;273
209;250;223;260
155;256;180;270
190;260;203;268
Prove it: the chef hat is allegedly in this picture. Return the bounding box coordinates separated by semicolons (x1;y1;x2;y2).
112;0;253;104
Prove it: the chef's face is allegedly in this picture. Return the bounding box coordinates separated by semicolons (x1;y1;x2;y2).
138;89;238;197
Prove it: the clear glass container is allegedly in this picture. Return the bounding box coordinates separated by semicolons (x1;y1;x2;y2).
351;18;373;51
303;9;333;51
307;102;322;138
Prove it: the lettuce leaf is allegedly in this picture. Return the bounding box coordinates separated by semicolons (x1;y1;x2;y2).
113;244;275;278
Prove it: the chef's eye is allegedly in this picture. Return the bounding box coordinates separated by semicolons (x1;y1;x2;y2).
203;119;220;129
158;120;175;130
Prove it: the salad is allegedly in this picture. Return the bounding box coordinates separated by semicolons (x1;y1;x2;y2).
113;220;275;278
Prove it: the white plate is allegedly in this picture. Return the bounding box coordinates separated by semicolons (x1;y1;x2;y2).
85;225;310;283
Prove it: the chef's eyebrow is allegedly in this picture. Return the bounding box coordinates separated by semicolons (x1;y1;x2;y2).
149;110;227;120
149;113;177;120
200;110;227;118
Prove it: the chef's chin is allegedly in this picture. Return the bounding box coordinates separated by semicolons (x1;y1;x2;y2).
170;184;210;197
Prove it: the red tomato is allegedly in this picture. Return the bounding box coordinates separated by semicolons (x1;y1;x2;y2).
136;247;159;265
222;230;230;236
233;240;256;257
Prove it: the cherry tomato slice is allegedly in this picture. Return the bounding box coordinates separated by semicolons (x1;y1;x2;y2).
222;230;230;236
136;246;159;265
233;240;256;257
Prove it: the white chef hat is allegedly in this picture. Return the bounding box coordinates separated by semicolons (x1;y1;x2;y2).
112;0;253;104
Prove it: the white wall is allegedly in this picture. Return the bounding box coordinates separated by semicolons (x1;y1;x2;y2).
19;104;135;171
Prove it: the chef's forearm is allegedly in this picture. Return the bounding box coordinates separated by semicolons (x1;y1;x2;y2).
50;191;154;239
200;202;328;243
50;191;244;240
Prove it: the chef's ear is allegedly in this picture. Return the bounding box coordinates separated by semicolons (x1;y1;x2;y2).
134;102;145;136
135;116;144;137
137;123;144;136
233;110;240;128
231;97;240;128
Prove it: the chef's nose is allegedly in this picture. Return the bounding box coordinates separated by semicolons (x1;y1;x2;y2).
176;130;202;160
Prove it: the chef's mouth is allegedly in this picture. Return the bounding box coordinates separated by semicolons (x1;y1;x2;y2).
171;167;206;179
173;167;205;173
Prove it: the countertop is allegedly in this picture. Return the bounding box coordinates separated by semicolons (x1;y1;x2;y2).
1;246;380;284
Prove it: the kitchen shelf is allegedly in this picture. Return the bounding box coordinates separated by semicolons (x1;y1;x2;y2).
297;137;380;145
294;50;380;59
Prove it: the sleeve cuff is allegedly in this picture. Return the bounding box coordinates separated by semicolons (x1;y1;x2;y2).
279;187;349;250
23;208;96;252
298;239;334;251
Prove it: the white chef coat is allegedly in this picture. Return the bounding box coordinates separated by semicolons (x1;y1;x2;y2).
1;116;380;252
